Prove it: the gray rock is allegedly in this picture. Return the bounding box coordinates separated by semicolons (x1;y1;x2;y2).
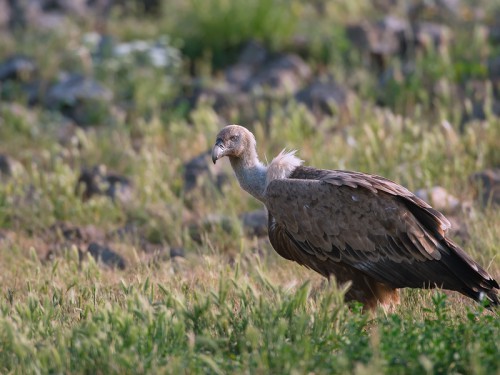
39;0;89;16
0;154;22;178
50;222;105;243
170;247;185;259
109;223;140;241
488;56;500;81
240;209;268;237
407;0;462;22
347;18;451;71
346;20;404;71
6;0;68;30
237;40;269;67
0;55;37;82
458;80;500;124
189;214;235;244
295;79;350;117
76;165;132;203
413;22;452;52
470;169;500;207
225;41;269;87
183;150;229;192
245;54;311;94
489;25;500;45
46;74;113;126
47;74;112;105
88;242;126;270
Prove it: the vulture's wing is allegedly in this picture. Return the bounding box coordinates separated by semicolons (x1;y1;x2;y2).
265;171;499;301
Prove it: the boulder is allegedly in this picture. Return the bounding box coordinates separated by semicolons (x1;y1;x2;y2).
46;74;113;126
76;165;133;203
183;149;229;192
470;169;500;207
87;242;126;270
295;79;351;117
0;55;37;82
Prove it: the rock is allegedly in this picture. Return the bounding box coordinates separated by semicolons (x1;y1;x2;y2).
237;40;269;67
189;214;235;244
488;55;500;81
489;25;500;45
240;209;268;237
245;54;311;94
415;186;461;214
295;79;351;117
346;18;451;70
183;150;229;192
170;247;185;259
76;165;133;203
113;37;182;68
50;222;105;243
46;74;113;126
413;22;452;52
225;43;310;94
407;0;462;22
44;222;106;262
39;0;89;16
346;20;405;71
458;80;500;123
180;48;308;121
0;154;22;178
87;242;126;270
377;16;411;57
0;55;37;82
470;169;500;207
47;74;113;103
6;1;68;31
109;223;140;241
372;0;400;12
225;41;269;87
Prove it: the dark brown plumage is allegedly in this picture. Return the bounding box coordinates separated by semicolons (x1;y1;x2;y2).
212;125;499;310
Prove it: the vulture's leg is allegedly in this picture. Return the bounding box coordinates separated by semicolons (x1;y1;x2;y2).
343;274;400;312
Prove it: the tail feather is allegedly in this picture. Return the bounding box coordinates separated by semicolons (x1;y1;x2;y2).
441;239;499;309
484;289;499;308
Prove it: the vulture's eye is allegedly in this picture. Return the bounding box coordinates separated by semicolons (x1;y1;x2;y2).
230;135;239;142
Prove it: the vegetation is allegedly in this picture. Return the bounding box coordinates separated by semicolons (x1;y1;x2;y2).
0;0;499;373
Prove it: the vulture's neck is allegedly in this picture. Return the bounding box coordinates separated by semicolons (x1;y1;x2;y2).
229;148;267;203
229;147;304;203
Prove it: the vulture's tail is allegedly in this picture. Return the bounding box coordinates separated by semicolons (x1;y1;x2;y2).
443;238;499;309
401;196;499;309
466;288;499;309
464;285;499;307
484;290;499;307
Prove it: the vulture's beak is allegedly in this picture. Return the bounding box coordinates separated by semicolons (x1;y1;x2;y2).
212;139;225;164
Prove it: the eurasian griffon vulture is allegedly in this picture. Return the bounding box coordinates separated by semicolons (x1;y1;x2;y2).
211;125;499;310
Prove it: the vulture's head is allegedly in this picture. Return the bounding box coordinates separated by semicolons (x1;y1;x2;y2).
212;125;256;164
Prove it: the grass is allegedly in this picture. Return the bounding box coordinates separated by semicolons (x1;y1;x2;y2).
0;254;498;374
0;0;499;373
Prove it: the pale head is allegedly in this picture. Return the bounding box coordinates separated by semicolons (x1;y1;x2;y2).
212;125;257;164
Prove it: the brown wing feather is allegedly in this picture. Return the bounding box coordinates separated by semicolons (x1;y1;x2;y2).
265;169;499;304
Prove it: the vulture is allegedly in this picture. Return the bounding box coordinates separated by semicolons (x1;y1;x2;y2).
211;125;499;310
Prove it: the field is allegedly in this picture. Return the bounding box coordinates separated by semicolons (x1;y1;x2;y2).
0;0;499;373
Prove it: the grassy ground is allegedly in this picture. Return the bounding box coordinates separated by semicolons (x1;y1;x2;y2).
0;0;499;373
